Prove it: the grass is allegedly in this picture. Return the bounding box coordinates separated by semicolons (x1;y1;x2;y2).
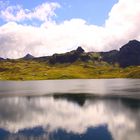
0;60;140;80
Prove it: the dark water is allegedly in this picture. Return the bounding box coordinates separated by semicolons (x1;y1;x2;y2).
0;79;140;140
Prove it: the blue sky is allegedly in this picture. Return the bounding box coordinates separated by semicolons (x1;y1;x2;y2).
0;0;117;26
52;0;118;25
0;0;140;58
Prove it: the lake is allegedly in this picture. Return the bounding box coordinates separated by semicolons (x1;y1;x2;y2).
0;79;140;140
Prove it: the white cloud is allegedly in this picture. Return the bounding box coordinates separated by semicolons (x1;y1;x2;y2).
0;2;60;22
0;0;140;58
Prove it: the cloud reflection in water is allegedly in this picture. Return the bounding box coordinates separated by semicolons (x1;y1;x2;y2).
0;96;139;140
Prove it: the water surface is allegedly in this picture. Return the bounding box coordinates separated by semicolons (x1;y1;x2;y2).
0;79;140;140
0;79;140;98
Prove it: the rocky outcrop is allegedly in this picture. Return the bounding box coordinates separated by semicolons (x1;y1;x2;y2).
100;50;119;64
0;57;4;61
40;40;140;67
118;40;140;67
99;40;140;67
76;46;85;54
49;46;86;64
23;54;34;60
3;40;140;67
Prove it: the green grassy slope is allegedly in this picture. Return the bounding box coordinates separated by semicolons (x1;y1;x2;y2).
0;60;140;80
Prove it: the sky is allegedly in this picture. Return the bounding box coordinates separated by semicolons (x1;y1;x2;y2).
0;0;140;58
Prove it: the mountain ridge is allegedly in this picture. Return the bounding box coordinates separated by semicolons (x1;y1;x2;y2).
22;39;140;67
1;40;140;67
0;39;140;80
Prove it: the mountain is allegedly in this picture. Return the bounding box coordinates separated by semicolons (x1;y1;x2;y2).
100;50;119;64
48;46;88;64
1;40;140;80
23;54;34;60
118;40;140;67
99;40;140;67
0;57;4;61
45;40;140;67
1;39;140;67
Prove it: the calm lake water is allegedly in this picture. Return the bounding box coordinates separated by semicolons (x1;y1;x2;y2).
0;79;140;140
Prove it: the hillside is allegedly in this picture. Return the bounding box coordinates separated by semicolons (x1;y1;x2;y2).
0;40;140;80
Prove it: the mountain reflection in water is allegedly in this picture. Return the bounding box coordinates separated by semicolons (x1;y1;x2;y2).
0;94;139;140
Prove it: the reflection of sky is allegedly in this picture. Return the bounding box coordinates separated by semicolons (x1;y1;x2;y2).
0;97;139;140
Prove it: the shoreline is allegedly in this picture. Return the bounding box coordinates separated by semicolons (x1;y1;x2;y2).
0;77;139;81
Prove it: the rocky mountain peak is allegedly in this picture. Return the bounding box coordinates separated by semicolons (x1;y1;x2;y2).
76;46;85;54
120;40;140;51
23;53;34;59
118;39;140;67
0;57;4;61
128;40;140;45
